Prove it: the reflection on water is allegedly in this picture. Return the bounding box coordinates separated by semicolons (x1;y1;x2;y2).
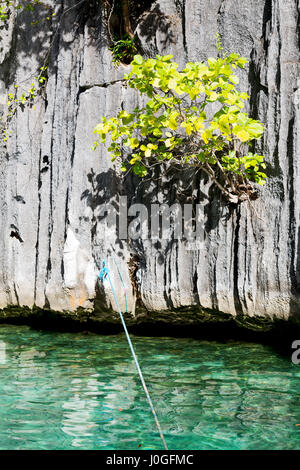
0;324;299;450
0;340;5;365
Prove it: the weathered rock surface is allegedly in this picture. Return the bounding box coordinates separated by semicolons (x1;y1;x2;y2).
0;0;300;328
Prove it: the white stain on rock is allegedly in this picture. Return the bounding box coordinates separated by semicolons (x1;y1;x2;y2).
63;228;96;311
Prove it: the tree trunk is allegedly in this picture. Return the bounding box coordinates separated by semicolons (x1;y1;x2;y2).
121;0;133;37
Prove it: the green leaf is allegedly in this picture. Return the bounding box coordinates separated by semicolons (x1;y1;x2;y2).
153;128;162;137
236;129;250;142
133;55;143;65
129;138;140;149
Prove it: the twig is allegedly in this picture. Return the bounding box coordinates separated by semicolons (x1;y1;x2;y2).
107;0;115;43
215;156;236;192
201;164;238;203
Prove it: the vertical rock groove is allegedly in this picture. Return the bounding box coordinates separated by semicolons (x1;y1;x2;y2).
233;207;242;315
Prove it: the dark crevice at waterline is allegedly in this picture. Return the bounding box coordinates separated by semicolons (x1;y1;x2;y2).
131;322;298;359
0;306;299;357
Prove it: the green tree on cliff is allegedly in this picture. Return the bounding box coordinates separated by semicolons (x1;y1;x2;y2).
93;53;266;204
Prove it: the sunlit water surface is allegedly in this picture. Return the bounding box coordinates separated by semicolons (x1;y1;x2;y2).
0;324;299;450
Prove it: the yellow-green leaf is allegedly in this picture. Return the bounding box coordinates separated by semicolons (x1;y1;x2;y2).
129;138;140;149
236;130;250;142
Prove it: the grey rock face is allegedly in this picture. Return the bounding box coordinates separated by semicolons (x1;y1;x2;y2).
0;0;299;325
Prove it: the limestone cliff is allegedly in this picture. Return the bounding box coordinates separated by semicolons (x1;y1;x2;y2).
0;0;299;328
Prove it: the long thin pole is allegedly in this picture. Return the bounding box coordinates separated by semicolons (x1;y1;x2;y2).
102;267;168;450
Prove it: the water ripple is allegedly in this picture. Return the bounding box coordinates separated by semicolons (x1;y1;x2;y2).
0;325;299;450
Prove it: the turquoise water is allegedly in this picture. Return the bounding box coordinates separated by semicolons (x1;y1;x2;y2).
0;324;299;450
